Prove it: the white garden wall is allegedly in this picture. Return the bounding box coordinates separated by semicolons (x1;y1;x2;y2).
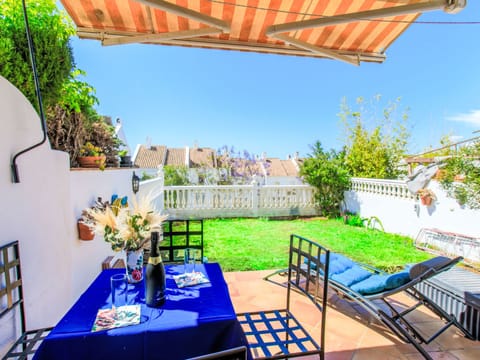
344;178;479;239
0;76;134;356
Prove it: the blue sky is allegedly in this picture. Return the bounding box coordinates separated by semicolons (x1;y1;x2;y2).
69;2;480;159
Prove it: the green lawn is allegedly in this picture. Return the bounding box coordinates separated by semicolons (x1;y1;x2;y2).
203;217;431;272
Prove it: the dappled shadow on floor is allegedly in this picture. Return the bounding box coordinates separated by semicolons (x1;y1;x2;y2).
225;269;480;360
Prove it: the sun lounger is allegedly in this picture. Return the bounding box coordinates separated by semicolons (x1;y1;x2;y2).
318;252;475;359
265;241;475;360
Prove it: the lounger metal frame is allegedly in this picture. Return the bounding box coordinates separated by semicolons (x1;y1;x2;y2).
265;246;475;360
321;255;474;360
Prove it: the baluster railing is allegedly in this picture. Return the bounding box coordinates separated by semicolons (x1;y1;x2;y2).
349;177;415;200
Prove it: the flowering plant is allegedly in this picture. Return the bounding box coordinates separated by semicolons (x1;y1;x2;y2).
80;142;104;157
417;188;436;201
87;193;167;252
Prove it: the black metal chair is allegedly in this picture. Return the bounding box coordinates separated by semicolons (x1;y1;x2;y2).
102;219;205;269
186;346;247;360
237;234;330;360
1;240;52;359
159;219;204;263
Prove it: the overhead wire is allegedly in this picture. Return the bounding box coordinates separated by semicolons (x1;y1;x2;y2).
206;0;480;25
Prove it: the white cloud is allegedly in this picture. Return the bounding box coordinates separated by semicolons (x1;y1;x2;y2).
447;109;480;126
449;135;464;143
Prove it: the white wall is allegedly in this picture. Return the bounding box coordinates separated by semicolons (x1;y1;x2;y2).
265;176;303;185
0;76;134;356
344;180;479;239
0;76;71;354
69;169;135;297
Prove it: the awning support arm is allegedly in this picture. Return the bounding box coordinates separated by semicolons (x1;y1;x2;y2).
266;0;466;65
138;0;230;32
102;27;223;46
266;0;465;36
274;34;360;66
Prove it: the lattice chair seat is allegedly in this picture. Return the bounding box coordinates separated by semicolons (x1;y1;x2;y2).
237;234;330;360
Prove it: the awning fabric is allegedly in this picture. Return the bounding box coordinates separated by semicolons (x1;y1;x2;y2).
59;0;466;65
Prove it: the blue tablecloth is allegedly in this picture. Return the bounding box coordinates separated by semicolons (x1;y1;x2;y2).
34;263;250;360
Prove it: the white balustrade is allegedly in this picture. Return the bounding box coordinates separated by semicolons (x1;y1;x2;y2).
154;184;317;218
158;179;413;217
350;177;415;200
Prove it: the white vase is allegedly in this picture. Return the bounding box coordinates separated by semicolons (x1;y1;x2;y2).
125;249;144;283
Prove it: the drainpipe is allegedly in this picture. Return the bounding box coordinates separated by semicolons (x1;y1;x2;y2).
11;0;48;183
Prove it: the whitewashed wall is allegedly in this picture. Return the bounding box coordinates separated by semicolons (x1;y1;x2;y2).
265;176;303;185
0;77;73;355
69;169;135;297
0;76;134;356
344;177;479;239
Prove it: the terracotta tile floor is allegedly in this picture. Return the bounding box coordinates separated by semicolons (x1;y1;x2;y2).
224;270;480;360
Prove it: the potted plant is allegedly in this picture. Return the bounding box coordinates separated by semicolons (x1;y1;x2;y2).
87;193;168;283
77;198;109;240
417;188;436;206
78;142;106;169
118;149;132;167
77;210;95;240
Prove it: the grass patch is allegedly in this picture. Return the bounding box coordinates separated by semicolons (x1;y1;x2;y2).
203;217;431;272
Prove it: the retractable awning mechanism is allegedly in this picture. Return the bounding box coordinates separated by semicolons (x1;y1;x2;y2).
266;0;466;65
101;0;229;46
60;0;466;65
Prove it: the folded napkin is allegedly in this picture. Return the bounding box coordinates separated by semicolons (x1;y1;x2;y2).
173;272;210;288
92;305;140;332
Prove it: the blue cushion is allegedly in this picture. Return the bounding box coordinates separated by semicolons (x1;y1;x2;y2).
305;252;356;274
328;254;356;275
385;271;410;289
351;271;411;295
331;265;372;287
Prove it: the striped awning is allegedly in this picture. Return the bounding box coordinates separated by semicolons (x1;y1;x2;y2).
59;0;466;65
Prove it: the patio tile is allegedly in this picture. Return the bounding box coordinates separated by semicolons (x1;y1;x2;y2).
225;269;480;359
449;346;480;360
352;345;408;359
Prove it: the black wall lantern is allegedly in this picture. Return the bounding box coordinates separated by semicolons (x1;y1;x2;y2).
132;171;140;194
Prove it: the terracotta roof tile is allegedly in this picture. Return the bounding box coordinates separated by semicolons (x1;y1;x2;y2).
134;145;166;168
165;148;186;166
266;158;299;177
189;148;216;168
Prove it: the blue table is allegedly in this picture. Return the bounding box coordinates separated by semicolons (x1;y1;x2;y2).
34;263;251;360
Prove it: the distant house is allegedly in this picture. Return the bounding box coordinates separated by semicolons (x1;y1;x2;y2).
114;118;132;156
264;155;303;185
133;144;167;175
133;144;218;183
133;143;304;185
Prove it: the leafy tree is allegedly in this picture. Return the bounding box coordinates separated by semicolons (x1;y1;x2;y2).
141;171;155;181
1;1;121;167
163;165;191;186
439;139;480;209
339;96;410;179
300;141;351;218
0;0;74;110
46;70;107;167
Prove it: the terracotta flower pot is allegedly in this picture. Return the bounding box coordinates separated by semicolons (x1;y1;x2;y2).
434;169;446;180
78;156;106;168
78;221;95;240
420;195;432;206
454;174;465;182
